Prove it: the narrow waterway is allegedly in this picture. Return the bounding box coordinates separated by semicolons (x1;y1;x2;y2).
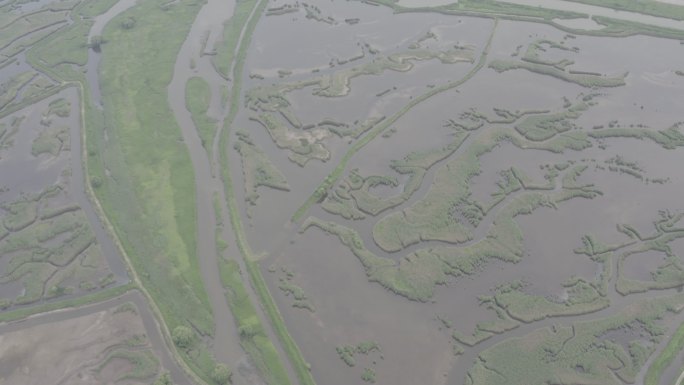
167;0;299;383
0;86;128;304
66;86;129;282
166;0;244;369
500;0;684;30
85;0;139;108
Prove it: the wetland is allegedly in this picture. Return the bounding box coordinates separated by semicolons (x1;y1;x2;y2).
4;0;684;384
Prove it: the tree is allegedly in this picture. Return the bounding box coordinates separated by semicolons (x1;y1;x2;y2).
90;176;103;188
211;364;231;385
171;325;194;349
120;16;136;29
89;35;103;52
153;372;173;385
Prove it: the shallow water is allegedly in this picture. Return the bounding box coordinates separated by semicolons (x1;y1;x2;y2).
0;88;129;304
502;0;684;30
8;0;681;384
240;8;684;384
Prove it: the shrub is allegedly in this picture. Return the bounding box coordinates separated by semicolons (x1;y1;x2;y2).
90;176;103;188
171;326;194;349
211;364;231;385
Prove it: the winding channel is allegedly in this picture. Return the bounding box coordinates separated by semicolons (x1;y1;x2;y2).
86;0;139;108
167;0;244;369
500;0;684;31
167;0;299;383
27;1;684;385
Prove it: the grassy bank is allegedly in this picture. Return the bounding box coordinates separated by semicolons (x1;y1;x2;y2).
0;283;134;324
367;0;684;40
216;0;317;383
243;258;315;385
185;76;217;155
644;319;684;385
85;0;223;382
218;259;291;385
565;0;684;21
212;0;259;79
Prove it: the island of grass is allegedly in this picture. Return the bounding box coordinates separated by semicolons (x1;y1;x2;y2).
488;39;627;88
467;295;684;385
234;130;290;211
65;0;227;382
372;98;684;254
243;41;475;167
322;129;471;219
185;76;217;156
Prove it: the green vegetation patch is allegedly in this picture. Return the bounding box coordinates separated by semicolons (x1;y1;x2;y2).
565;0;684;21
611;211;684;295
218;258;291;385
78;0;224;381
0;7;70;63
251;113;330;166
291;22;499;222
645;319;684;385
46;98;71;118
31;125;69;157
272;266;315;313
370;95;680;254
489;279;608;324
216;0;317;382
451;300;518;347
304;190;590;302
514;96;592;141
490;59;626;88
0;186;112;306
0;71;36;112
244;41;475;167
304;141;603;301
185;76;217;154
322;129;471;219
361;367;376;383
28;17;91;67
588;123;684;149
369;0;684;40
0;283;133;323
234;130;290;208
336;341;381;382
0;116;22;155
211;0;260;79
439;0;585;20
24;0;119;83
467;295;684;385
